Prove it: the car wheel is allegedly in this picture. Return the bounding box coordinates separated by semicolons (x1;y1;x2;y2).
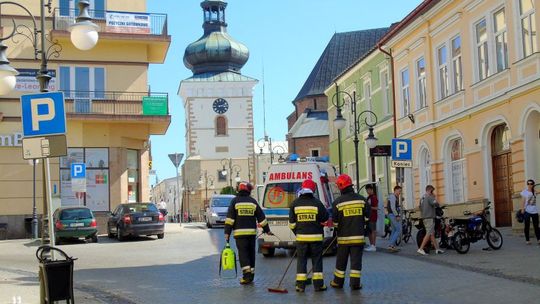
157;233;164;239
206;221;212;229
107;225;114;238
92;234;98;243
116;226;125;242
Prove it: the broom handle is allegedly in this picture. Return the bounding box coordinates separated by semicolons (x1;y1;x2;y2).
276;250;296;289
306;236;337;277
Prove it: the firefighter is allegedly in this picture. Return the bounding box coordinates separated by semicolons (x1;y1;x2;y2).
330;174;370;290
289;179;329;292
224;182;273;285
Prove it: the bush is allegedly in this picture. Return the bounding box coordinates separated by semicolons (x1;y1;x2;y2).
220;186;236;195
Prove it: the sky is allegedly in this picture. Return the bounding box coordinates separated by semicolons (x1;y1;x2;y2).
147;0;422;182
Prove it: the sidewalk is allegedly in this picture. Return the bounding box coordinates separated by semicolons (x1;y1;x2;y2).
373;227;540;285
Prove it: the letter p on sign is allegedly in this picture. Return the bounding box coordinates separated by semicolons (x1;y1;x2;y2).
30;98;55;131
391;138;412;161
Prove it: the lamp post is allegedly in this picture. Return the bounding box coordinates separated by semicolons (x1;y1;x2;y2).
332;90;378;191
232;165;241;186
199;171;215;208
0;0;98;248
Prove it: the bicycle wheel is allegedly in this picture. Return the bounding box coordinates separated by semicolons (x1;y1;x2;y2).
403;222;412;243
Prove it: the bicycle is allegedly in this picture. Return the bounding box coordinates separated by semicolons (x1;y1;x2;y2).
396;209;415;245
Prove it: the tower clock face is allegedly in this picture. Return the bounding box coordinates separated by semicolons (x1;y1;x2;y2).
213;98;229;114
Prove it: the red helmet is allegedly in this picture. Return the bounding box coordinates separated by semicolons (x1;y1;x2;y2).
301;179;317;193
336;174;353;191
237;182;253;193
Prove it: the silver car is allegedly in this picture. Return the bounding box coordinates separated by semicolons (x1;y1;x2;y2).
205;194;235;228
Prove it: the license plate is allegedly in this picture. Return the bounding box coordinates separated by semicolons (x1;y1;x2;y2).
139;217;152;222
269;220;288;226
70;223;84;227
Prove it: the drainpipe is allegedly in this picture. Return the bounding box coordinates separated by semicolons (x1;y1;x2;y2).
377;45;397;138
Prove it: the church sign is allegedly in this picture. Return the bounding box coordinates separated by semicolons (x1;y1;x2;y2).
142;96;168;115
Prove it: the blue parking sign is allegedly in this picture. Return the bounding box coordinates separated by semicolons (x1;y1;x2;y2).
21;92;66;137
391;138;412;161
71;163;86;179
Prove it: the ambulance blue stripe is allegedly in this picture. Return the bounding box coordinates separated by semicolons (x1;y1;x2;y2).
263;209;289;216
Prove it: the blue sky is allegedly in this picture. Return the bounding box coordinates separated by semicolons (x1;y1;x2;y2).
147;0;422;182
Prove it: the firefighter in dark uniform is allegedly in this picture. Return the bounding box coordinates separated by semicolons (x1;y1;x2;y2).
289;179;329;292
224;182;272;285
330;174;370;290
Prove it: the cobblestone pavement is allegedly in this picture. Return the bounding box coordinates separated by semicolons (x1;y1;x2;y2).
1;223;539;304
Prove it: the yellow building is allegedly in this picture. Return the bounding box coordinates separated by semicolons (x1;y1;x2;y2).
380;0;539;228
0;0;170;238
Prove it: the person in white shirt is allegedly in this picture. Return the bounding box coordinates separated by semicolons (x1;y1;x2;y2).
520;179;539;245
158;200;168;216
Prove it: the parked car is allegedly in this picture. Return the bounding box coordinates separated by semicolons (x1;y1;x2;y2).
107;203;165;241
205;194;235;228
54;207;98;244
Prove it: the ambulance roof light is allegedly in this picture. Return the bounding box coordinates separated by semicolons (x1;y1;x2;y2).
289;154;299;162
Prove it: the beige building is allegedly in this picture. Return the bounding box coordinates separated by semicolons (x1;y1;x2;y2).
0;0;170;238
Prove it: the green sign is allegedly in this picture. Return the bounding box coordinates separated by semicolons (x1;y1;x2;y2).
142;96;168;115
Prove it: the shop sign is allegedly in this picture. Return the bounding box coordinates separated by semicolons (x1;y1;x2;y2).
0;132;23;147
106;12;151;34
143;96;168;115
15;69;56;92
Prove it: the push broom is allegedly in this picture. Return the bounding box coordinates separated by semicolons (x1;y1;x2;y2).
268;249;296;293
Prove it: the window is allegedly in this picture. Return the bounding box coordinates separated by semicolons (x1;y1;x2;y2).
493;8;508;72
127;149;139;203
363;80;373;123
419;148;432;195
438;46;450;99
448;138;465;203
310;149;320;157
216;116;227;136
60;0;105;18
416;57;427;109
347;162;357;185
451;36;463;91
400;69;410;117
476;19;489;80
60;148;110;211
381;69;391;116
519;0;537;57
59;66;105;113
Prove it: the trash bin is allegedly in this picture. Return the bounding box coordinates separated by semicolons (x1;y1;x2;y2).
36;246;77;304
24;217;32;238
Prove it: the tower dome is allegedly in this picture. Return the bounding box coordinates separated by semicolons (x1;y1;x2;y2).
184;0;249;75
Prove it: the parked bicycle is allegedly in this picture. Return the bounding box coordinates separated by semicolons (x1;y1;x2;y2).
397;209;415;245
450;202;503;254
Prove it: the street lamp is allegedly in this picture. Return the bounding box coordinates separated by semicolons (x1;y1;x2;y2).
0;0;99;93
233;165;241;184
199;171;215;208
331;90;379;190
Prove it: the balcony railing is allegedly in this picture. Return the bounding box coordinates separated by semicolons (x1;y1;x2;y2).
53;8;168;36
62;91;169;116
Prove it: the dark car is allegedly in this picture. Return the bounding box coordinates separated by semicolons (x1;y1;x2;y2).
54;207;98;244
107;203;165;241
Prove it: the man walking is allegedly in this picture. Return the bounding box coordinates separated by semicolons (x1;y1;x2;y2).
289;179;329;292
386;186;402;252
224;182;273;285
330;174;369;290
365;184;378;252
417;185;444;255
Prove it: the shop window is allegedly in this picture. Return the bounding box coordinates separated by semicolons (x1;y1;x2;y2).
216;116;227;136
60;148;110;211
127;149;139;203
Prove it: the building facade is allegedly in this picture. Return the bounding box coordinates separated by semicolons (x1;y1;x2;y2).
380;0;539;228
325;46;395;198
178;0;256;219
0;0;170;238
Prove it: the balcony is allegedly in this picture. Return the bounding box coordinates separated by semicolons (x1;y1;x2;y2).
63;91;170;134
52;9;170;63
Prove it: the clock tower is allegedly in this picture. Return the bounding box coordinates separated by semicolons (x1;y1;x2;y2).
179;0;257;213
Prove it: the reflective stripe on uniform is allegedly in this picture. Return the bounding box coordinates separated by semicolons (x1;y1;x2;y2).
296;273;307;281
313;272;324;280
337;235;365;245
289;222;297;229
235;202;256;209
296;234;323;242
259;219;268;227
234;228;257;236
350;270;361;278
333;269;345;278
336;200;364;211
294;206;318;214
242;266;251;271
224;218;235;225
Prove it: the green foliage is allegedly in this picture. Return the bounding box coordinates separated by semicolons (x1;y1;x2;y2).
220;186;237;195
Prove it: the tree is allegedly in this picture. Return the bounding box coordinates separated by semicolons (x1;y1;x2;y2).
220;186;236;195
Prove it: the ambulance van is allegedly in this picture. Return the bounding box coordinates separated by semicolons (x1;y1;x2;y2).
257;156;340;257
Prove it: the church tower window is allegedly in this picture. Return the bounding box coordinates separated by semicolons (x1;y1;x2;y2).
216;116;227;136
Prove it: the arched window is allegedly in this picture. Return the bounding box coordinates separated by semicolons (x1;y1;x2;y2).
448;138;466;203
216;116;227;136
419;147;432;194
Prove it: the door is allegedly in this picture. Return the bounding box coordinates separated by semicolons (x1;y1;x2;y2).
491;124;513;227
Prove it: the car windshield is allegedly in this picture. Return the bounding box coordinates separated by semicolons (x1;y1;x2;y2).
125;204;158;213
263;182;319;209
212;197;233;208
60;208;93;220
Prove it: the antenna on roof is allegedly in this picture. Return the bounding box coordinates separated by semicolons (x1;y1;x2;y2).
262;60;268;140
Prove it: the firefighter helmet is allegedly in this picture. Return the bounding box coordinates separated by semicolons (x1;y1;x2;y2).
301;179;317;193
237;182;253;193
336;174;353;191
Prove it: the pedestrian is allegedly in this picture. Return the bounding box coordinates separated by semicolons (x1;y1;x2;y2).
157;199;167;216
330;174;369;290
224;182;273;285
417;185;444;255
386;185;402;252
364;184;378;252
521;179;539;245
289;179;329;292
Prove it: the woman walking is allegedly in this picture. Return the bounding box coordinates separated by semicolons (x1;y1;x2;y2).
521;179;539;245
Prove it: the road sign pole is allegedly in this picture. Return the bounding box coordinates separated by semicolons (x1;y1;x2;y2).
46;158;55;258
